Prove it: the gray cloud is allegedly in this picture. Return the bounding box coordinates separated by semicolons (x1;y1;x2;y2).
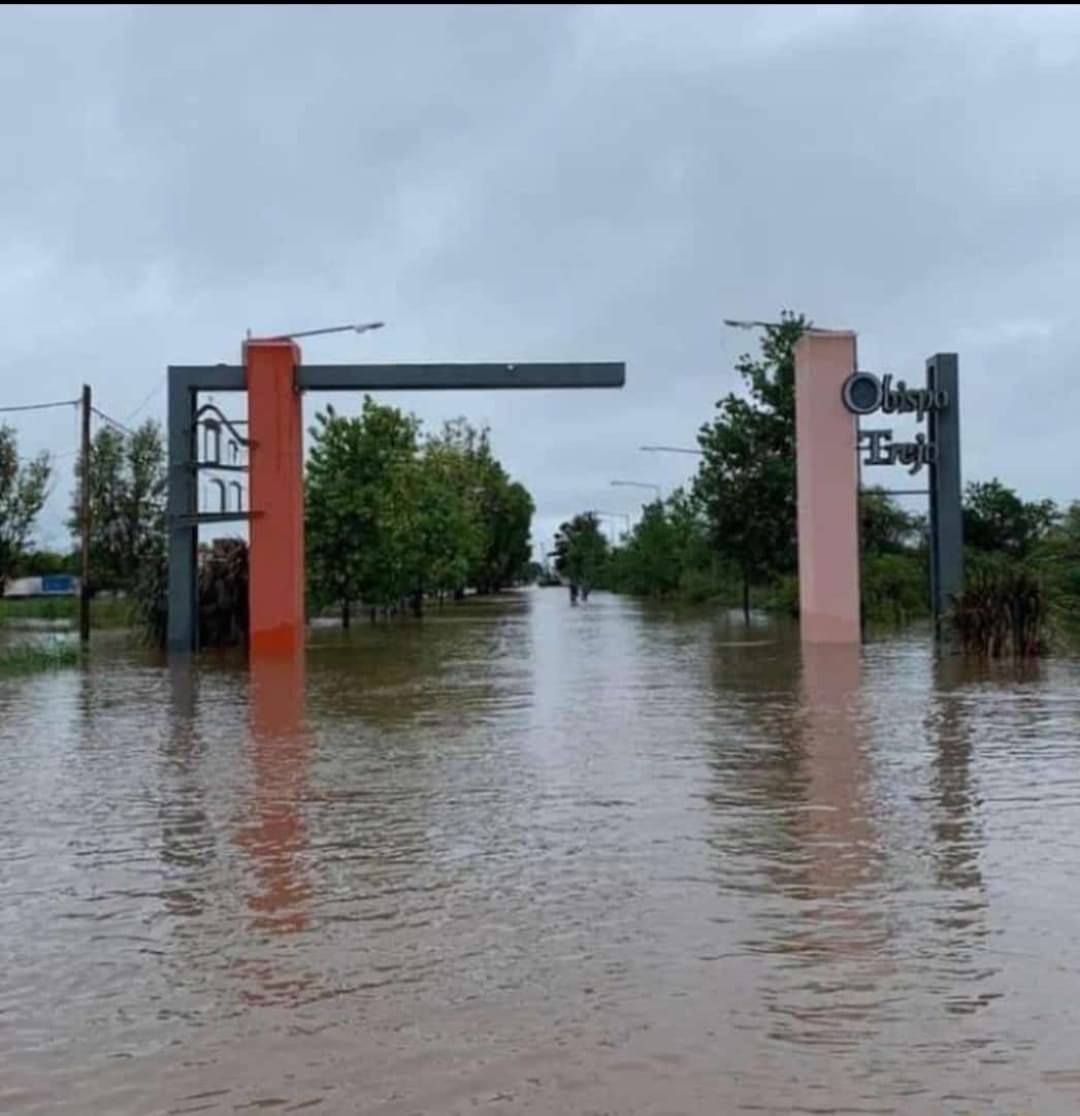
3;4;1080;552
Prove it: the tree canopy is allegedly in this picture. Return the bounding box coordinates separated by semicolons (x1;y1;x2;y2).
552;512;608;591
305;399;534;623
963;479;1058;559
69;419;166;594
0;425;51;592
694;312;807;617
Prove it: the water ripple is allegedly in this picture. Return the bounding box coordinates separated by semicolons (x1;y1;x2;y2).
2;593;1080;1113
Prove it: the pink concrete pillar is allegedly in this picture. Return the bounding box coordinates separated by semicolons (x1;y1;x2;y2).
795;331;861;644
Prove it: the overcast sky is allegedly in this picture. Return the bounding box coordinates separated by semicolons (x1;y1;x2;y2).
3;4;1080;553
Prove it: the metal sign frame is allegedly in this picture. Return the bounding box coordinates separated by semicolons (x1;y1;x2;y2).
842;353;962;638
167;360;625;652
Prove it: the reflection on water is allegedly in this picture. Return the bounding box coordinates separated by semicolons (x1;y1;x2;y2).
159;664;211;921
3;591;1080;1114
236;653;310;935
755;646;892;1059
929;658;988;971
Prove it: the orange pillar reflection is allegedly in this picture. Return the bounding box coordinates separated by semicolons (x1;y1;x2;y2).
235;651;310;934
246;338;306;656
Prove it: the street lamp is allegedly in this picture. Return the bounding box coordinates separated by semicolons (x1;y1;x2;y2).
610;479;662;501
722;318;779;331
252;320;386;342
640;444;704;456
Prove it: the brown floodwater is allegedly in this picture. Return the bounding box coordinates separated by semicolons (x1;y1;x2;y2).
3;588;1080;1115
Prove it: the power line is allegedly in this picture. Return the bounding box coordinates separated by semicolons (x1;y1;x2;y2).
91;407;134;436
123;376;166;423
52;401;82;463
0;398;79;415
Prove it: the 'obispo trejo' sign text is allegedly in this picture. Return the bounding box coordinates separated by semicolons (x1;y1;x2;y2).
840;371;948;475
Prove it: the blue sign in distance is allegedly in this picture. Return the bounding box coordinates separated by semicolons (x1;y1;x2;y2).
41;575;76;595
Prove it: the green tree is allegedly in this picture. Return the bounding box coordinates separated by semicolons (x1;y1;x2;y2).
14;549;76;577
70;420;166;594
862;553;931;624
477;478;535;592
305;398;420;625
423;419;491;597
963;479;1058;558
306;402;536;622
76;425;124;588
0;425;51;593
858;487;929;623
410;447;476;602
553;512;609;592
425;418;534;595
861;488;919;558
617;501;682;596
860;486;924;556
1037;501;1080;631
609;488;713;598
695;312;807;620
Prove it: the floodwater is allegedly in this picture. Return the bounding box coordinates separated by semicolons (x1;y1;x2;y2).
3;590;1080;1115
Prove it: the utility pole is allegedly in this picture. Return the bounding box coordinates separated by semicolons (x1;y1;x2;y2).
79;384;91;645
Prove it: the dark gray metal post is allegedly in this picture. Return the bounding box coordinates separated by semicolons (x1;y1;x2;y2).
927;353;962;640
79;384;92;644
167;370;198;653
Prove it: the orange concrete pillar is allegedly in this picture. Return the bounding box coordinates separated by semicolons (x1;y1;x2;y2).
246;338;305;655
795;331;861;644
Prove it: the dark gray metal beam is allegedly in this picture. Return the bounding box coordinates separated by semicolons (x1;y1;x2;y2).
172;511;254;526
166;362;626;392
167;365;246;391
927;353;962;641
299;362;625;391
